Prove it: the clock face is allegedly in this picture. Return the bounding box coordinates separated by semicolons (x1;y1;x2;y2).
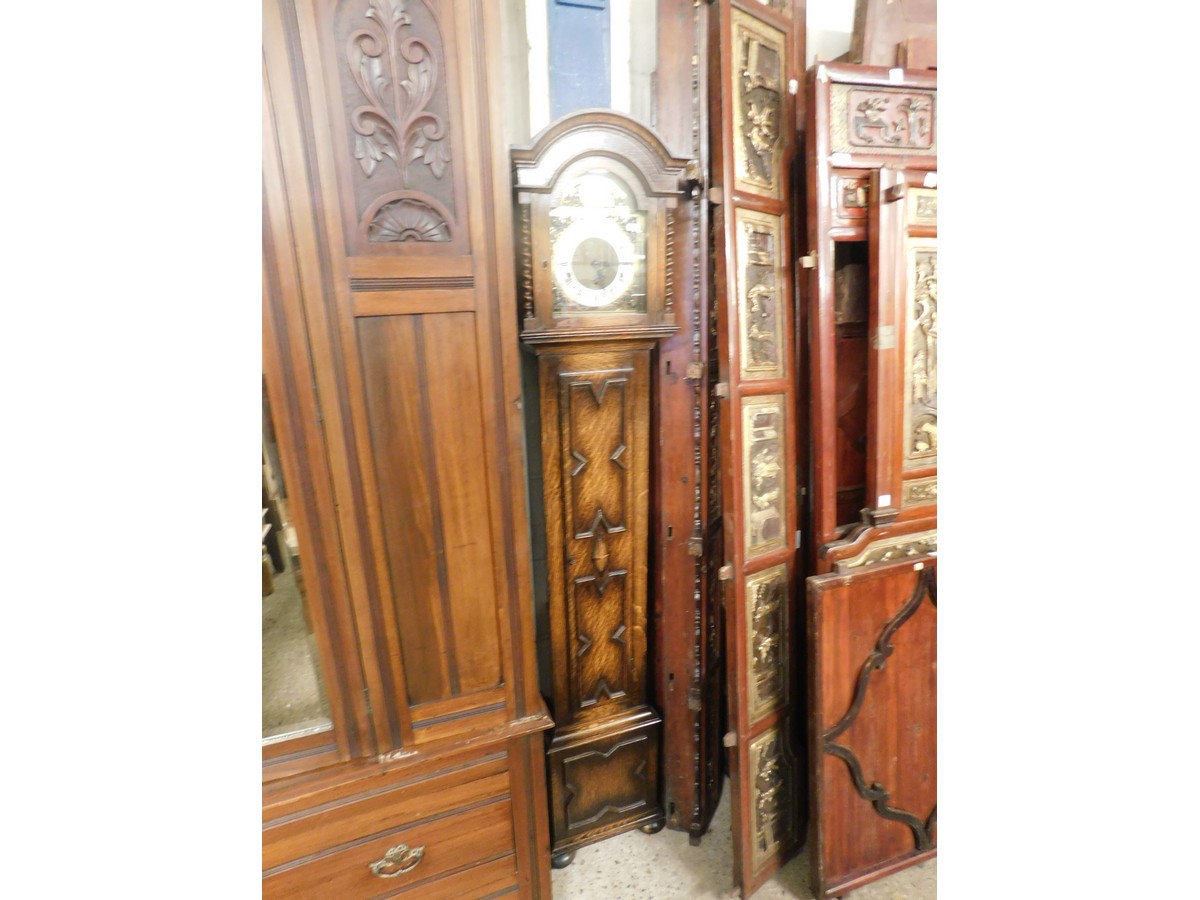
548;172;647;316
552;218;637;308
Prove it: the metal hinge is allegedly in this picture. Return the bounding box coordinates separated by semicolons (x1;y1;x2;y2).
799;252;817;268
685;360;705;381
714;382;729;399
722;731;737;748
718;563;733;581
687;686;703;712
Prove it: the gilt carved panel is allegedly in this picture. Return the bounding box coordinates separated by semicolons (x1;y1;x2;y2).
333;0;461;247
736;209;786;382
742;397;786;559
903;241;937;469
745;564;788;722
829;85;937;156
749;726;795;872
902;475;937;508
731;10;786;199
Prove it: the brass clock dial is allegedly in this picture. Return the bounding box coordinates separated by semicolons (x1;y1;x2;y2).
547;172;647;316
551;218;637;309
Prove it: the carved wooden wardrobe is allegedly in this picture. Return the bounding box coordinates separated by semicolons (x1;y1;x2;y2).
262;0;553;896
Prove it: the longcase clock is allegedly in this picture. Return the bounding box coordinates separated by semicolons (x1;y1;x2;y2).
513;112;689;864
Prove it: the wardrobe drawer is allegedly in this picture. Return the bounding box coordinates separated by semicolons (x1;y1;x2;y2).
263;794;516;898
264;756;509;870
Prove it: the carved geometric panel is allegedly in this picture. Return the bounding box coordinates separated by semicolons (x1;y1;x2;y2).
830;85;937;156
745;564;788;723
570;573;629;713
563;373;630;536
903;240;937;469
333;0;460;245
742;396;786;559
736;209;786;381
731;9;786;199
748;725;795;872
560;732;654;833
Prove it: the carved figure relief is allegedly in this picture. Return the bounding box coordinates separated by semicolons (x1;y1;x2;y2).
338;0;457;241
737;212;785;380
902;476;937;507
746;564;788;721
749;727;793;871
743;399;786;558
851;92;932;148
906;247;937;462
732;11;785;198
829;85;936;156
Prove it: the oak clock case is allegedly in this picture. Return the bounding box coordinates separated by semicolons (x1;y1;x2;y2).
512;112;689;863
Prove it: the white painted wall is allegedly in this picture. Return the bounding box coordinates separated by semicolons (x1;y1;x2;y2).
806;0;857;68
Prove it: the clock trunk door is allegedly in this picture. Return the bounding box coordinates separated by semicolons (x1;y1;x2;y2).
708;1;805;896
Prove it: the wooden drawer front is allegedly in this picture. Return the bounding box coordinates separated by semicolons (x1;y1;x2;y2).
264;795;516;899
264;757;508;869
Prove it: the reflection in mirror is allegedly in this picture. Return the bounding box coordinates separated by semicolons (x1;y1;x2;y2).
262;378;332;743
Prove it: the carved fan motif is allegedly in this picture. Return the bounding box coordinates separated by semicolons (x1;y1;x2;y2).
367;197;450;242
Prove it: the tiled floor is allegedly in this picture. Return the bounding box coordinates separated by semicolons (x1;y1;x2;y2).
550;784;935;899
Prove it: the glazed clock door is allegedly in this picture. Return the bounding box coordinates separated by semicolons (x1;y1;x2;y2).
806;555;937;899
708;1;804;895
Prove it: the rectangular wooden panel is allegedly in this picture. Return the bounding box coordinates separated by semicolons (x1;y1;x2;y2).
357;313;503;705
357;315;451;703
545;710;662;852
808;556;936;898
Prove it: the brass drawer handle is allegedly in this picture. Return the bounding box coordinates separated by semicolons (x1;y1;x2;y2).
369;843;425;878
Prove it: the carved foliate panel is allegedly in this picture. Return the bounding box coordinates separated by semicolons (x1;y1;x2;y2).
832;530;937;572
731;10;786;199
736;209;785;381
903;240;937;469
902;476;936;508
745;564;787;722
742;397;786;559
334;0;460;245
749;726;795;872
829;85;937;156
